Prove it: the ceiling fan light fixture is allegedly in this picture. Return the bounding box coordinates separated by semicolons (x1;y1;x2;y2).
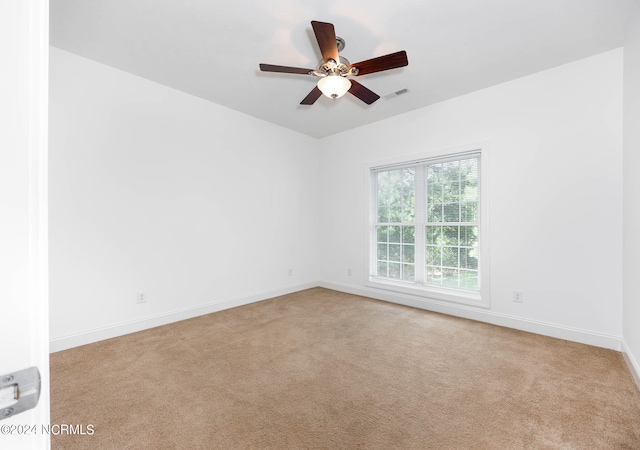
317;74;351;99
259;20;408;106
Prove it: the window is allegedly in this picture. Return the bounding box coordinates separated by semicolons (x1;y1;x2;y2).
369;149;488;307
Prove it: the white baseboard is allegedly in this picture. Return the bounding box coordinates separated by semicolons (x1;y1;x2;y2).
50;280;624;355
319;281;622;351
621;340;640;391
49;282;318;353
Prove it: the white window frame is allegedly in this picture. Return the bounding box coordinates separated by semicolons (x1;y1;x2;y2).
365;143;491;308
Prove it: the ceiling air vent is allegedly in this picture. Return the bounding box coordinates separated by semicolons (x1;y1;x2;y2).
383;88;408;100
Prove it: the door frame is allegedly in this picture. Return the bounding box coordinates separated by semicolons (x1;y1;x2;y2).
0;0;50;448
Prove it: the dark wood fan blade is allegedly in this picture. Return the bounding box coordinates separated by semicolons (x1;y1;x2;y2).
348;80;380;105
311;21;339;63
300;86;323;105
259;64;313;75
349;51;408;76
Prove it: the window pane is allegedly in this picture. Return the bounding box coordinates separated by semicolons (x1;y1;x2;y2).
427;183;442;204
402;226;415;244
460;158;478;182
377;261;388;278
377;172;389;205
460;226;478;246
443;203;460;222
402;244;415;263
376;168;415;224
402;168;415;185
461;202;477;222
460;247;478;270
426;246;442;266
389;206;403;223
426;226;441;245
377;206;389;223
389;244;401;261
389;169;402;189
402;168;416;221
442;268;459;288
389;226;401;243
377;243;388;261
426;266;442;285
442;247;459;268
427;164;443;185
428;204;443;222
402;203;415;222
461;181;478;202
443;182;460;203
443;161;460;182
389;262;401;279
402;264;415;281
443;226;459;245
459;270;479;289
376;226;388;243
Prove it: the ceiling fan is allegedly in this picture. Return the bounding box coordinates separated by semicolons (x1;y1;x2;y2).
259;20;408;105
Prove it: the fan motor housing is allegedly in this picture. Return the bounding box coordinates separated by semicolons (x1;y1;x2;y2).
317;55;351;77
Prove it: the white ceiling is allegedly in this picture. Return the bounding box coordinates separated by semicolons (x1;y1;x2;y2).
50;0;638;139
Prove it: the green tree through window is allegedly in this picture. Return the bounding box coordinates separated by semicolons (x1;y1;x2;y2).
375;168;416;282
372;153;480;292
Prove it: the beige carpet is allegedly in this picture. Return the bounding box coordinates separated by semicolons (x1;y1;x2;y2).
50;288;640;449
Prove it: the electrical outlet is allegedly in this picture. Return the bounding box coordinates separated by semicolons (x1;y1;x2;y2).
513;291;523;303
288;269;293;276
347;268;352;276
136;292;146;304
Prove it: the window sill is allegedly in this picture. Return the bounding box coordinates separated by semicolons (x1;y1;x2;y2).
366;278;490;308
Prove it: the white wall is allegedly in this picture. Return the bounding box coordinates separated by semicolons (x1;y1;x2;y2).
49;48;319;350
319;49;624;349
50;46;627;353
623;8;640;381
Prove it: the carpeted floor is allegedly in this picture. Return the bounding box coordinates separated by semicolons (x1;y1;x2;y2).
50;288;640;449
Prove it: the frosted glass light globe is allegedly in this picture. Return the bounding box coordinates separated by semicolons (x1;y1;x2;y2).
317;74;351;99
